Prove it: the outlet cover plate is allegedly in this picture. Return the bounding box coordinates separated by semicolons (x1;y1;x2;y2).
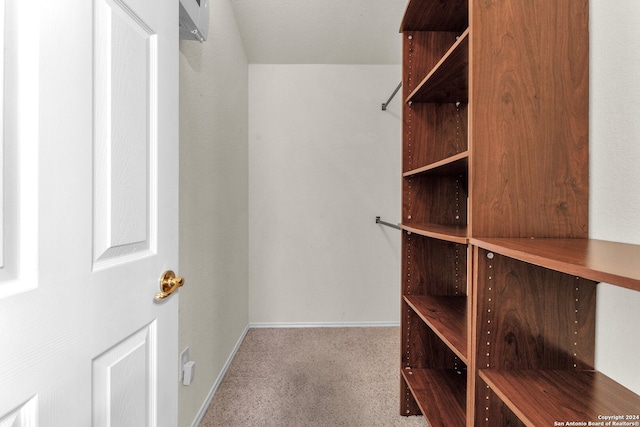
180;346;189;379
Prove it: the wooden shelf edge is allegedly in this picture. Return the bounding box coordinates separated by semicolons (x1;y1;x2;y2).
406;28;469;104
400;223;468;244
403;151;468;178
479;369;640;427
404;295;468;363
401;368;467;426
470;237;640;292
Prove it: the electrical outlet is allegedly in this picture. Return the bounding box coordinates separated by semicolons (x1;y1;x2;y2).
180;347;189;380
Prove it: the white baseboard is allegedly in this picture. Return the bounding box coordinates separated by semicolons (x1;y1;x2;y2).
190;323;250;427
190;320;399;426
249;321;400;328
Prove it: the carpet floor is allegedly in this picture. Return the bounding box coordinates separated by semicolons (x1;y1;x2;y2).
199;327;427;427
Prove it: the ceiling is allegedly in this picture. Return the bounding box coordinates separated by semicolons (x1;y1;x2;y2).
229;0;406;64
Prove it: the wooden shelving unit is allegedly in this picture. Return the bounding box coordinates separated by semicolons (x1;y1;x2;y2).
471;237;640;292
398;0;640;426
399;223;467;244
471;238;640;426
404;294;467;361
401;368;466;426
402;151;468;178
479;370;640;427
399;0;467;31
407;29;469;104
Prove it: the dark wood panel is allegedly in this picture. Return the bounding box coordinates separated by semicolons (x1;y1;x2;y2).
402;368;467;427
403;32;468;173
472;238;640;292
403;103;468;172
475;377;526;427
470;0;589;238
403;32;460;96
400;374;422;416
475;248;596;370
480;370;640;427
402;300;463;369
403;173;468;227
402;234;468;296
400;0;468;32
405;294;468;362
408;30;468;103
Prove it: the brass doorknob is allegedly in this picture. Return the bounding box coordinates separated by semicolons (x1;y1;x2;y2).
154;270;184;300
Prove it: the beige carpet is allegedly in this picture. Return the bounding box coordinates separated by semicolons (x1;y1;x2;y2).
199;327;427;427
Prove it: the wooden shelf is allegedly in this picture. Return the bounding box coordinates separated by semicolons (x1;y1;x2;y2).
471;238;640;292
479;369;640;427
403;151;468;178
400;0;468;32
401;368;466;427
400;223;467;244
399;1;597;425
404;295;467;362
407;29;468;104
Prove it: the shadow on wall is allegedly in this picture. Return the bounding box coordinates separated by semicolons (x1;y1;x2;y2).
180;41;204;72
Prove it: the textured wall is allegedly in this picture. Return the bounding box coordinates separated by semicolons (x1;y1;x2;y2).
248;64;402;325
591;0;640;394
230;0;404;64
178;0;249;425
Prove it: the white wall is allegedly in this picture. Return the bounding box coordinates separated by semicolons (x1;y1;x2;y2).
247;1;640;393
178;0;249;425
248;65;402;325
591;0;640;395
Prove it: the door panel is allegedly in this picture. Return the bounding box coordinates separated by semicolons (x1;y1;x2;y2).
0;0;179;424
94;0;158;268
0;0;38;296
92;322;157;427
0;0;4;271
0;397;37;427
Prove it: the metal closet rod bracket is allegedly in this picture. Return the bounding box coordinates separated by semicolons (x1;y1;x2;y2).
376;216;401;230
381;82;402;111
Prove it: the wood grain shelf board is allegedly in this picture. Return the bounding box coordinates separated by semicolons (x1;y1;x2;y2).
401;368;466;427
407;29;468;104
404;295;467;362
400;223;468;244
403;151;468;178
471;238;640;292
479;369;640;427
400;0;468;32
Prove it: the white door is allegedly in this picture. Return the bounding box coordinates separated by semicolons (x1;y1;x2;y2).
0;0;180;425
